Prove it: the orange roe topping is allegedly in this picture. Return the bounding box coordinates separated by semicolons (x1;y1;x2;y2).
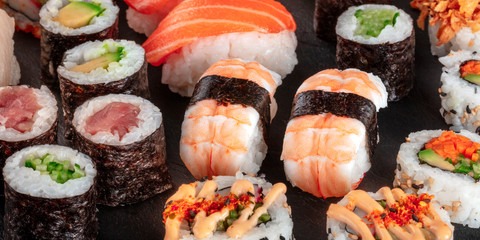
411;0;480;46
425;131;480;163
366;193;434;227
163;193;253;223
461;60;480;77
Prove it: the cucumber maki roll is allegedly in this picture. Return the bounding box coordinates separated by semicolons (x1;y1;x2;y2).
72;94;171;206
336;4;415;101
58;39;149;140
40;0;119;88
3;144;97;240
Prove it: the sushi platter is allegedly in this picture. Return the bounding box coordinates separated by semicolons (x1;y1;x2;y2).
4;0;480;239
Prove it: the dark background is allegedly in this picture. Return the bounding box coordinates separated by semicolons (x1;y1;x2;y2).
11;0;479;239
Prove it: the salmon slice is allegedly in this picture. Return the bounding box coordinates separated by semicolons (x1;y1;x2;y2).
85;102;140;140
143;0;296;66
0;86;41;133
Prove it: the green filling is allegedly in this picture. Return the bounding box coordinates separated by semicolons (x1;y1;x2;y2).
215;203;272;232
354;9;400;38
24;153;86;184
70;46;125;73
464;74;480;85
418;149;480;180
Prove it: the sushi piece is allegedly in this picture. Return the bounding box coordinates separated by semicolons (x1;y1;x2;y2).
327;187;453;240
314;0;390;42
40;0;119;87
438;50;480;133
395;130;480;227
163;172;293;240
281;69;388;198
142;0;297;96
0;8;20;87
0;0;44;38
412;0;480;57
0;85;58;166
58;39;149;140
3;144;97;239
124;0;183;36
336;4;415;102
180;59;281;179
72;94;171;206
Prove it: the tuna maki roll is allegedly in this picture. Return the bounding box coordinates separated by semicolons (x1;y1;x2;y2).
72;94;171;206
336;4;415;101
58;39;149;139
3;144;97;240
163;172;293;240
40;0;119;87
0;85;58;164
395;130;480;227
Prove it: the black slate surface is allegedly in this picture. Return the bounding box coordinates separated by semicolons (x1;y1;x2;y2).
10;0;480;239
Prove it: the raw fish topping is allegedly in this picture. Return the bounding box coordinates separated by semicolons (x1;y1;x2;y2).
0;86;41;133
411;0;480;46
85;102;140;140
354;9;399;38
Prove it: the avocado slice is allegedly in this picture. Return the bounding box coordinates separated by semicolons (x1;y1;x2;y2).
53;1;103;29
69;51;122;73
464;74;480;86
418;149;455;171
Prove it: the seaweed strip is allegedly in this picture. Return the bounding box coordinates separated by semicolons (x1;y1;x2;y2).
292;90;377;158
72;122;171;206
4;182;97;240
336;29;415;101
59;58;149;139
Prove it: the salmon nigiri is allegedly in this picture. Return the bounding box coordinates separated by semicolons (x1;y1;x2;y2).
281;69;388;198
142;0;297;96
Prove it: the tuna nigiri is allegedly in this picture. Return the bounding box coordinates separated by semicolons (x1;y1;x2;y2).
180;59;281;179
142;0;297;96
281;69;388;198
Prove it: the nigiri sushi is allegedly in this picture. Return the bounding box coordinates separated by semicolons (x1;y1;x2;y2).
0;0;44;38
142;0;297;96
0;8;20;87
180;59;281;179
124;0;183;36
281;69;388;198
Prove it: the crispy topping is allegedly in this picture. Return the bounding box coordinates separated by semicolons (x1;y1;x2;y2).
411;0;480;45
425;131;480;163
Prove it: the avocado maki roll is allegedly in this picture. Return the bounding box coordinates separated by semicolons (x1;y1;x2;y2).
3;144;97;240
71;94;171;206
336;4;415;101
58;39;149;140
40;0;119;88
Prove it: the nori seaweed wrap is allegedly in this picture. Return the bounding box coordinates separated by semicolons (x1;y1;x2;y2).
39;0;119;88
71;94;171;206
58;39;149;139
3;145;97;240
336;4;415;101
314;0;390;42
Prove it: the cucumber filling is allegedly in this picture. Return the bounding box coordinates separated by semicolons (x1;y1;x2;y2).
24;153;86;183
418;148;480;180
354;9;399;38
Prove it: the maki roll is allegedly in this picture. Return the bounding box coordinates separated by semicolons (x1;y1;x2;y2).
72;94;171;206
439;50;480;133
0;0;45;38
40;0;119;87
281;69;388;198
0;85;58;163
142;0;297;96
58;39;149;139
3;144;97;239
336;4;415;101
395;130;480;227
163;172;293;240
412;0;480;57
0;9;20;87
327;187;453;239
180;59;281;179
314;0;390;42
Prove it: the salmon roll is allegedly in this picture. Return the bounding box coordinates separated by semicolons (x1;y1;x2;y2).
180;59;281;179
281;69;388;198
327;187;453;240
40;0;119;87
58;39;149;140
72;94;171;206
395;130;480;227
0;85;58;165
